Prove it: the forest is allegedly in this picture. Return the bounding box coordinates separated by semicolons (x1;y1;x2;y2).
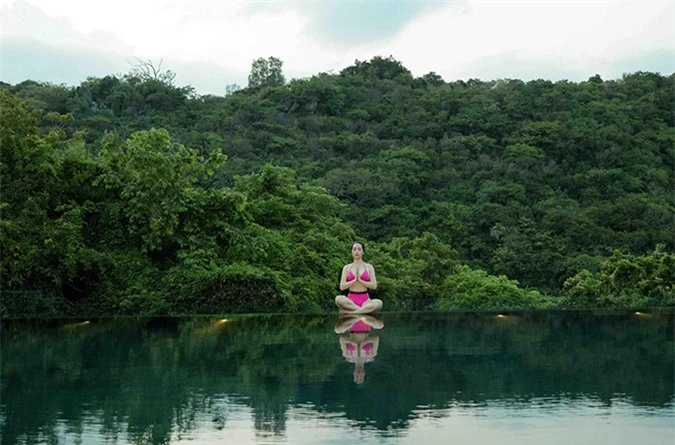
1;56;673;317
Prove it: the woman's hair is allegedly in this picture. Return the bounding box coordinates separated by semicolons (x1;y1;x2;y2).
353;241;365;253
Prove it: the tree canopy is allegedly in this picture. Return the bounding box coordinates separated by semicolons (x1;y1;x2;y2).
1;58;673;317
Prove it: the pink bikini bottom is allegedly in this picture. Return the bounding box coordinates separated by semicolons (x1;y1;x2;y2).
347;292;369;307
348;320;372;333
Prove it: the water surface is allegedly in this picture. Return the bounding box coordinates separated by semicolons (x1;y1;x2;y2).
1;311;673;444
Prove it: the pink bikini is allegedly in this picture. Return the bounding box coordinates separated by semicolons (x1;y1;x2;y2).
347;266;370;306
346;341;374;358
348;320;372;333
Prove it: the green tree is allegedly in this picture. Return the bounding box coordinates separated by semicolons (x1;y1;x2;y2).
96;128;226;252
562;246;675;308
248;57;286;88
0;91;104;311
435;266;547;311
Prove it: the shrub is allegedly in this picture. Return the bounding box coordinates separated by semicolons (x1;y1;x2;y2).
435;266;548;311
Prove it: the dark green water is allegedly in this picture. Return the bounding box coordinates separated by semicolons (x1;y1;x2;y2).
1;311;673;445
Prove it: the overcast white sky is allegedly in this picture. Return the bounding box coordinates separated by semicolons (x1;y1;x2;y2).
1;0;673;96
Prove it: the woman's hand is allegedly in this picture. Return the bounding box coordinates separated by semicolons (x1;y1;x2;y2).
339;265;358;291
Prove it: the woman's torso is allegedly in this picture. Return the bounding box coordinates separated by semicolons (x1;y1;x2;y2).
347;263;370;292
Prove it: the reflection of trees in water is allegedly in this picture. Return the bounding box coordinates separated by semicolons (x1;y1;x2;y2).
1;311;672;444
386;311;674;407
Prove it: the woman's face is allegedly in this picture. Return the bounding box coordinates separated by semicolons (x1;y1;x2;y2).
352;243;364;259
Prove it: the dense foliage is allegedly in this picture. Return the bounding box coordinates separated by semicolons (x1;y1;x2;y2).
1;57;673;316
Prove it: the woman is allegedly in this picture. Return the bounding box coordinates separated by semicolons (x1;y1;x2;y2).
335;242;383;314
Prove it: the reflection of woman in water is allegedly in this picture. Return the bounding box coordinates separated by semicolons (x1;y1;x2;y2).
335;314;383;384
335;242;383;314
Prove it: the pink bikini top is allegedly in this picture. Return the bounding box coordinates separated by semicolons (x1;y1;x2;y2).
346;342;374;357
347;266;370;281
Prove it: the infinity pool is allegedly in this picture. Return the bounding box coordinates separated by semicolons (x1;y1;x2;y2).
1;311;673;444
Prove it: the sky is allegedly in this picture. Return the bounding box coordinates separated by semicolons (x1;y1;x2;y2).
1;0;673;96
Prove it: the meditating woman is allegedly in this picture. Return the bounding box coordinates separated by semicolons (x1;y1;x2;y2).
335;241;383;314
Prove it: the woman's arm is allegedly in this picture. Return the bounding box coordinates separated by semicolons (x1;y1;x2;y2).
339;336;357;361
367;336;380;357
339;265;356;291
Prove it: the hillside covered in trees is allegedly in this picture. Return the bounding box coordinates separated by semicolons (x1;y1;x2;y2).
2;57;673;317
